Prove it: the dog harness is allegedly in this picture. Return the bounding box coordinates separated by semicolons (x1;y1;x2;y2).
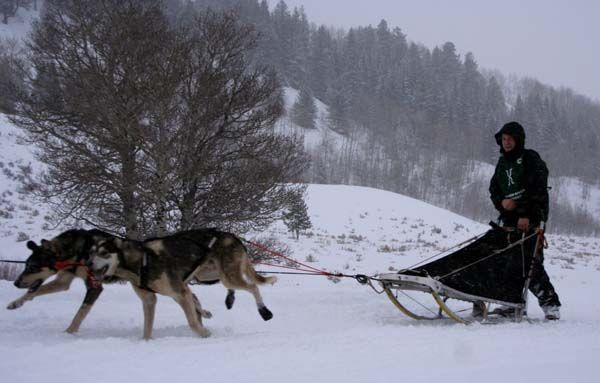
54;260;102;289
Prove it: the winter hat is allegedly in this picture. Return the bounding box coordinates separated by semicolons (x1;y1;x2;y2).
494;121;526;151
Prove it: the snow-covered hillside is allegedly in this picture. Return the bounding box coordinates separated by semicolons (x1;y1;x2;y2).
1;183;600;383
0;114;54;259
278;87;348;150
278;88;600;231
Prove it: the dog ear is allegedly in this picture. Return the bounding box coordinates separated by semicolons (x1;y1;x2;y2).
26;240;39;250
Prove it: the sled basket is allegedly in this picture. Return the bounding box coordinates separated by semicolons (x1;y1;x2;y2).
378;225;537;323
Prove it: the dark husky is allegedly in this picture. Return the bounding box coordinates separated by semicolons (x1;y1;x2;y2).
7;229;213;334
7;229;116;333
88;229;277;340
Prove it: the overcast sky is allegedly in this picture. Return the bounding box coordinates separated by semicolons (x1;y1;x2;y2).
266;0;600;102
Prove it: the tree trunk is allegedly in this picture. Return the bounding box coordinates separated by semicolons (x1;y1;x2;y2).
121;149;140;240
179;182;198;231
154;157;169;237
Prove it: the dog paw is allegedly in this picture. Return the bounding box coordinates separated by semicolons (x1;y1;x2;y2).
225;291;235;310
200;309;212;319
197;328;211;338
65;326;79;334
258;306;273;321
6;300;24;310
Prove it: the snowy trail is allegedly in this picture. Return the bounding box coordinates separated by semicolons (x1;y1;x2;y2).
1;178;599;383
2;259;599;383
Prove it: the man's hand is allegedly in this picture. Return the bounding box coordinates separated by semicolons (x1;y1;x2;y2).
501;199;517;211
517;217;530;232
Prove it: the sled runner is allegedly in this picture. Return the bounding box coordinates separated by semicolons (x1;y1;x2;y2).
377;223;544;324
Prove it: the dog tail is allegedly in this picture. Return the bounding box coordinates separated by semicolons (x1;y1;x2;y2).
243;256;277;285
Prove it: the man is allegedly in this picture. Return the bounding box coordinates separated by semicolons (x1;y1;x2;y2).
489;121;561;320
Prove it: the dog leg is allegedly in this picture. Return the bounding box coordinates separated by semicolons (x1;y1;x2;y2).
192;293;212;319
233;257;274;320
132;285;157;340
242;258;275;320
65;285;103;334
220;271;274;321
176;286;210;338
246;284;274;321
7;272;75;310
225;289;235;310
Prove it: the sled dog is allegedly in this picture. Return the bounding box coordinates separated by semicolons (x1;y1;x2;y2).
88;229;277;339
7;229;212;333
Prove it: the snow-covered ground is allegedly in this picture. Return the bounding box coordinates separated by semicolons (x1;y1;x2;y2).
1;184;600;383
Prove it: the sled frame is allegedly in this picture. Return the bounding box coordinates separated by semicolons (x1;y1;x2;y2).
379;273;526;324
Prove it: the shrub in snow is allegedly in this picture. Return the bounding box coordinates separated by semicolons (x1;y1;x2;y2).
2;168;14;178
327;274;341;284
16;232;29;242
349;234;365;242
378;244;393;253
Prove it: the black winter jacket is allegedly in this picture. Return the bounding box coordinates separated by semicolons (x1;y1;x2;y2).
489;148;549;227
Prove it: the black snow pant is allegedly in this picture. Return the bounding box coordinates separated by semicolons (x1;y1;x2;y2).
510;226;562;308
527;246;561;308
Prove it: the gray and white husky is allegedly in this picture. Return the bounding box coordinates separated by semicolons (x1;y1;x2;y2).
88;229;276;339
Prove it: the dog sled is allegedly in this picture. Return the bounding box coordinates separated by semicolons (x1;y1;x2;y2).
376;223;545;324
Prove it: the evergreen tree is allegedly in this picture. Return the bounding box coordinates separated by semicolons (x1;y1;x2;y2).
282;190;312;239
291;87;317;129
308;25;333;101
482;76;507;162
512;95;526;122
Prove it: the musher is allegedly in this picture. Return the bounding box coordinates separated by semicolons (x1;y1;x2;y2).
488;121;561;320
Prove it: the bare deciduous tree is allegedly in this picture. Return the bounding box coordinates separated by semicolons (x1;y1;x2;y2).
0;37;28;113
11;0;308;238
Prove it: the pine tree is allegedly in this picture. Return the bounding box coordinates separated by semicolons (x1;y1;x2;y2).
291;87;317;129
282;191;312;239
308;25;333;101
482;76;507;163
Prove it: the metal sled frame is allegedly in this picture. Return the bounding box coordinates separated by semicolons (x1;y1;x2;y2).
378;272;526;324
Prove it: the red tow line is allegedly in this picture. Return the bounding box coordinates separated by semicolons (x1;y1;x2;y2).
242;239;343;278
